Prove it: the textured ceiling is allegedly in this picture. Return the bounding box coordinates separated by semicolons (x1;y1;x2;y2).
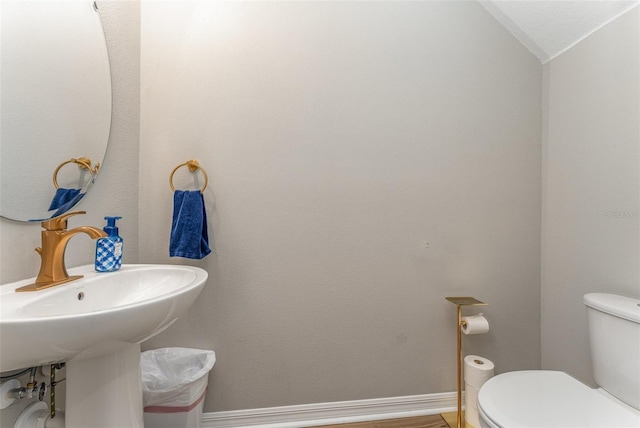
478;0;640;63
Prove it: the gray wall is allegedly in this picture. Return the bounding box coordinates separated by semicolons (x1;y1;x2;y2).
541;6;640;385
0;2;140;425
138;1;542;412
3;0;638;423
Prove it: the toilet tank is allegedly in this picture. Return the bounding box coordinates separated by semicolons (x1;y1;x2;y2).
584;293;640;411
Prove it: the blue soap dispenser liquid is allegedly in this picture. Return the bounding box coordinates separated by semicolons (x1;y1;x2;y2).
95;216;123;272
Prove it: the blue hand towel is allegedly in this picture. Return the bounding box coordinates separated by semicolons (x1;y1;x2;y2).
170;190;211;259
48;188;81;211
49;191;86;218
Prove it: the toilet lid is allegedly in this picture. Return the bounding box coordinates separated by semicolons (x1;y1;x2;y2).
477;371;640;428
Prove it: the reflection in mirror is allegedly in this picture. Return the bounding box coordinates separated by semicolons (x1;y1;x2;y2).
0;1;112;222
44;157;100;221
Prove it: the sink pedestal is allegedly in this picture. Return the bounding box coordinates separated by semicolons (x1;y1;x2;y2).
66;343;144;428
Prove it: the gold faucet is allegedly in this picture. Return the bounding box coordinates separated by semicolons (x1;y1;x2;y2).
16;211;107;292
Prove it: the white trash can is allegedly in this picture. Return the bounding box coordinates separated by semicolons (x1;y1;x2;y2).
141;348;216;428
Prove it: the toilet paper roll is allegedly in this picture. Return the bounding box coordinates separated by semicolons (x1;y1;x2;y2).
465;383;479;411
465;404;480;428
464;355;493;428
461;314;489;335
464;355;494;389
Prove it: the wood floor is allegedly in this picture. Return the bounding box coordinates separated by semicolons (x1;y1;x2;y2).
313;414;449;428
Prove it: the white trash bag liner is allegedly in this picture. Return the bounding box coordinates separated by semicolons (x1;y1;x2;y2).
141;347;216;411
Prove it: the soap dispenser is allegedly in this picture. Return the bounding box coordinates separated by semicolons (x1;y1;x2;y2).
95;216;123;272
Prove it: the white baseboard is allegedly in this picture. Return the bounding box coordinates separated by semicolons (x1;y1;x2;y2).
201;391;461;428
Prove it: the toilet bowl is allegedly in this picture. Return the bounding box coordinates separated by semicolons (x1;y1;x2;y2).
477;293;640;428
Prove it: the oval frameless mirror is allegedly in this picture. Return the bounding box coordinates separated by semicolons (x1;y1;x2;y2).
0;1;112;222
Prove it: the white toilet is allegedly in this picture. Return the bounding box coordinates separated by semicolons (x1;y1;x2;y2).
477;293;640;428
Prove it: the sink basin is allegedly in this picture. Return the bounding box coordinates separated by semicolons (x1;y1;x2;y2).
0;264;207;372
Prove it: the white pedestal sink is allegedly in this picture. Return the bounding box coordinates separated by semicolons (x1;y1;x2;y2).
0;264;207;427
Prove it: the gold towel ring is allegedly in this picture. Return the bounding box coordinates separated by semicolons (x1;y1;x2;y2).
52;157;98;189
170;160;208;192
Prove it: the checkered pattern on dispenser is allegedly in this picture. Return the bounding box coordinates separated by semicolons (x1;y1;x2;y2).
96;239;122;271
95;216;123;272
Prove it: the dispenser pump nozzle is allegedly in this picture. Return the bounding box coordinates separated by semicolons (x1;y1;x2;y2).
103;216;122;237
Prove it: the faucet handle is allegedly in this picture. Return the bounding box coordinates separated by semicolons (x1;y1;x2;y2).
41;211;87;231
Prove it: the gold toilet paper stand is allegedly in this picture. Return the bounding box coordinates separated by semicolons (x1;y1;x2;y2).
442;297;488;428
